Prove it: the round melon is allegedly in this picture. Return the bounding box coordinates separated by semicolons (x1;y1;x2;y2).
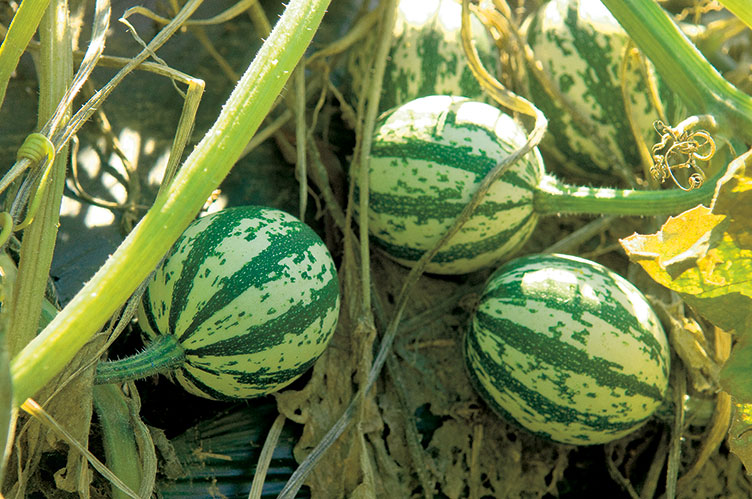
524;0;682;179
355;95;544;274
137;206;340;400
464;253;670;445
349;0;499;112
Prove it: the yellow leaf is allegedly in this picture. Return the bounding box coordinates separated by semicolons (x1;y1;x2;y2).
620;149;752;335
621;206;726;285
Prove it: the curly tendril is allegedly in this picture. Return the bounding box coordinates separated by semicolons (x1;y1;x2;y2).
14;133;56;231
650;120;715;191
16;133;55;165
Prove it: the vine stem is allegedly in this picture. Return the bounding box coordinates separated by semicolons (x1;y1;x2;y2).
9;0;73;358
533;172;718;217
92;384;148;498
718;0;752;30
357;0;398;319
22;398;139;497
601;0;752;144
0;0;51;107
93;335;186;385
10;0;331;408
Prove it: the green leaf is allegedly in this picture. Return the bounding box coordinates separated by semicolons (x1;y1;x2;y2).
717;0;752;30
728;399;752;471
602;0;752;144
721;334;752;402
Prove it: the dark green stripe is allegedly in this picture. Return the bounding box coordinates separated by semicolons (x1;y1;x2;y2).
178;368;240;401
371;211;536;264
474;310;664;401
416;24;444;99
527;74;603;174
381;60;406;112
180;359;317;401
464;330;646;440
184;276;339;357
139;286;161;338
235;359;317;388
166;209;249;338
562;5;636;164
484;258;667;369
440;109;524;157
371;137;532;178
362;188;533;223
176;228;329;345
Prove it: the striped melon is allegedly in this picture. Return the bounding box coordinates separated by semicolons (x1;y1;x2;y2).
464;253;670;445
348;0;499;112
98;206;340;401
524;0;682;179
355;95;544;274
355;95;710;275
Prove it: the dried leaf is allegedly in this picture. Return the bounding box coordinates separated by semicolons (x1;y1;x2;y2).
275;313;382;497
667;315;719;392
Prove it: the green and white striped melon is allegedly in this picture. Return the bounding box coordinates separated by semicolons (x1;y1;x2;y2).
524;0;682;179
464;253;670;445
355;95;544;274
136;206;340;401
349;0;499;112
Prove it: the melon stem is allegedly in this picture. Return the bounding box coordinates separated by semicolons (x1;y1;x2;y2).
94;334;186;385
533;173;717;217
